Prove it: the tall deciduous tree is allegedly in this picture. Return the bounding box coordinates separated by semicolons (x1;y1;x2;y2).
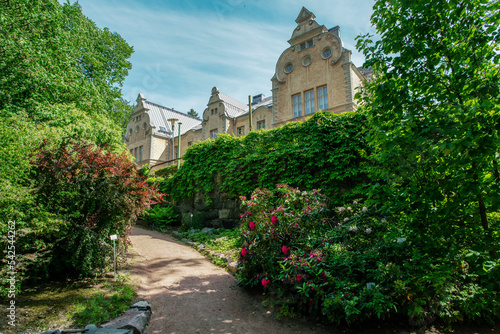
0;0;133;123
357;0;500;257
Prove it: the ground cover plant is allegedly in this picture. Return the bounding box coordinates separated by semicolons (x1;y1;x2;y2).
0;275;135;333
178;228;240;262
236;184;499;326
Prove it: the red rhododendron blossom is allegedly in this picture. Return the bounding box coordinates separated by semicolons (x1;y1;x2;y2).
241;248;249;257
271;216;278;224
249;221;256;230
282;245;290;254
261;278;270;287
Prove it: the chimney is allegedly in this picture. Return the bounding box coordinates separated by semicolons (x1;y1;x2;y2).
252;94;264;105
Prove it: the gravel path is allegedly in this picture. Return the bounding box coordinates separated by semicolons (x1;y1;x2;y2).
127;226;498;334
128;226;337;334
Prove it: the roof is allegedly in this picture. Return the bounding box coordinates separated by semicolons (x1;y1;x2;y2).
136;94;202;137
218;92;248;118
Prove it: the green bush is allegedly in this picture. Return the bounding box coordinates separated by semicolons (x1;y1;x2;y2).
236;184;500;326
144;205;178;229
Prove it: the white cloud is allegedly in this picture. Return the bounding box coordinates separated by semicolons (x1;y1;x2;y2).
77;0;374;113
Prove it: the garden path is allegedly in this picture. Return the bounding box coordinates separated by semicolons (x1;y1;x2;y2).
127;226;496;334
128;225;337;334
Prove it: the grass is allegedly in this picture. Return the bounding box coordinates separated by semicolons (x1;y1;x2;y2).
178;228;241;262
0;275;136;334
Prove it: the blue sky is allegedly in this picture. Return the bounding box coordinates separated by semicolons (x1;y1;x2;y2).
74;0;376;115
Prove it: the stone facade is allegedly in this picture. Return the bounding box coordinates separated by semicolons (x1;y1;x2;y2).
125;7;369;171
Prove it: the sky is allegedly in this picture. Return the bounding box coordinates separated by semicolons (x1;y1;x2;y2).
73;0;376;115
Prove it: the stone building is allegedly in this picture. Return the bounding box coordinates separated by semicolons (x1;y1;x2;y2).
125;7;368;171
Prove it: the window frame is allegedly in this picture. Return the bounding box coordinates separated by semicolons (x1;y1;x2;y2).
317;86;328;111
305;89;315;115
292;93;302;118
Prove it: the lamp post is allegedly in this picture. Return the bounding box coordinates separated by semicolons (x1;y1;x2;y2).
177;122;182;169
167;118;178;166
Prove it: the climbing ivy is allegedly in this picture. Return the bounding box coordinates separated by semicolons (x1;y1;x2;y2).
160;111;371;206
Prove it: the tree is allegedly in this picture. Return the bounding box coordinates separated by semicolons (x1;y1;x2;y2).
0;0;133;121
357;0;499;269
187;108;200;118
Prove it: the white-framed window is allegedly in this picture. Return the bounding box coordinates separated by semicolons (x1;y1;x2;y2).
257;120;265;130
237;126;245;136
210;129;218;139
305;89;314;115
317;86;328;110
292;93;302;118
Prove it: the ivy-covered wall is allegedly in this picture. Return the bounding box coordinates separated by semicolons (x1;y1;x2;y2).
160;111;371;219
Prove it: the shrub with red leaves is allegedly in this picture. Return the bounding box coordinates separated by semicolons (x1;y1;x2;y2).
32;138;162;277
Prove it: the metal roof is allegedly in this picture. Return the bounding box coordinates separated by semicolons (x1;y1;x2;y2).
139;96;202;137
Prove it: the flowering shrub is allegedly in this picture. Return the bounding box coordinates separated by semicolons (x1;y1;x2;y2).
30;138;163;277
236;185;499;325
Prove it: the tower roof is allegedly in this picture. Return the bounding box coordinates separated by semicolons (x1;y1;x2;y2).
295;7;315;24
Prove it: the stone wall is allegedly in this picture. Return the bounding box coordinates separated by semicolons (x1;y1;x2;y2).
177;191;241;229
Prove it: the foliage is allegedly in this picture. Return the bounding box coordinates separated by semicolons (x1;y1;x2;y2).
70;276;135;326
356;0;500;258
25;138;162;278
179;228;240;259
144;205;178;229
161;111;371;206
0;0;133;121
236;185;500;325
187;108;200;119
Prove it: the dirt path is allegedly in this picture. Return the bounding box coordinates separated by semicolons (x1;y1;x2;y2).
127;226;497;334
127;226;344;334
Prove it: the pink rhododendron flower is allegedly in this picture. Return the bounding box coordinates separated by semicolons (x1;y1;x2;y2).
282;245;290;254
261;278;270;287
271;216;278;224
338;207;345;212
249;221;256;230
241;248;249;257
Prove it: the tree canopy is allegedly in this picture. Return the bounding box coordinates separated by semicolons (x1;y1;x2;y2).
357;0;500;283
0;0;133;124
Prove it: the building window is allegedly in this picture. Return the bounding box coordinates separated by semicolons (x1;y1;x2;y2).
305;89;315;115
210;129;218;139
317;86;328;110
130;149;133;156
159;126;167;133
237;126;245;136
128;128;132;135
188;141;193;147
134;147;138;161
257;120;265;130
321;47;332;59
142;122;147;129
292;94;302;118
139;146;143;162
135;125;139;132
284;62;294;74
174;146;178;159
300;39;314;50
